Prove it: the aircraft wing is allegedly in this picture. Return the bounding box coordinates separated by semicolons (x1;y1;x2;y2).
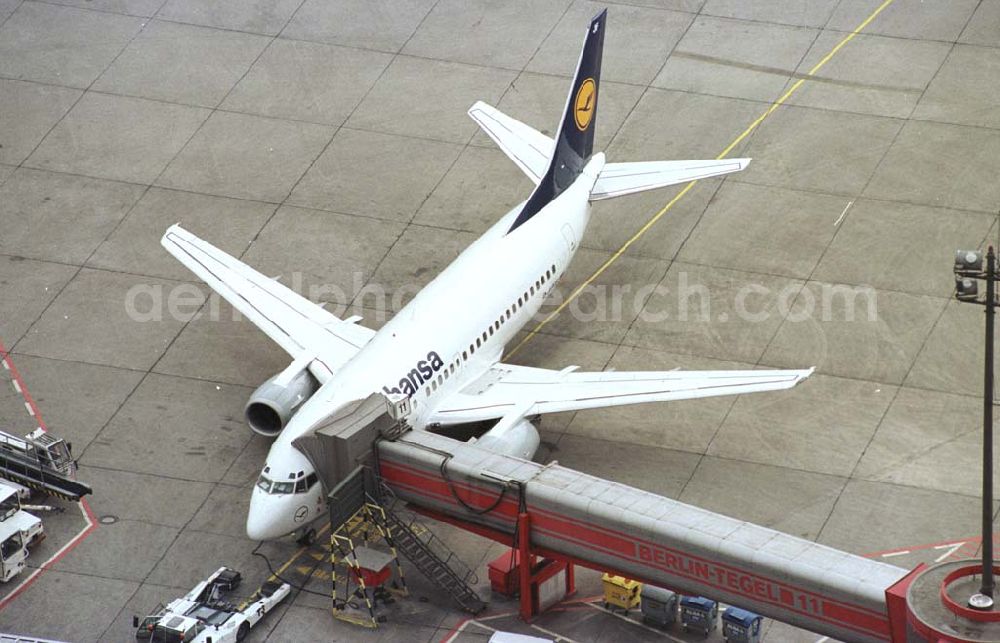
468;101;553;184
428;363;813;424
161;225;374;382
590;159;751;200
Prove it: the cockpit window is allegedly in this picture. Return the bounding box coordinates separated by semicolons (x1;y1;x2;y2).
257;473;296;494
296;473;319;493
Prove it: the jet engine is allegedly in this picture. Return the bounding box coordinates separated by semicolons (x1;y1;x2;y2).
475;418;540;460
245;365;319;437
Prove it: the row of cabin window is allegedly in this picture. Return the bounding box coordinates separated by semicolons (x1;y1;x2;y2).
426;359;460;396
424;264;556;397
425;264;559;398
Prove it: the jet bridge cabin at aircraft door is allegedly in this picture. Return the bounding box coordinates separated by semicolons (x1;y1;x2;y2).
291;394;400;492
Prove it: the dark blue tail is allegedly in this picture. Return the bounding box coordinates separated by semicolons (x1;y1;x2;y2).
507;9;606;234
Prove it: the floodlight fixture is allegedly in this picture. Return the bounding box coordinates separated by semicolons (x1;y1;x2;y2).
956;276;979;301
956;249;984;275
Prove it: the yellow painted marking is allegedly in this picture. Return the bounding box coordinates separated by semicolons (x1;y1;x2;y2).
266;522;331;583
296;564;336;581
506;0;896;359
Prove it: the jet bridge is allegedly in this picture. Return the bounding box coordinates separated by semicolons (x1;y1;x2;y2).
374;429;911;643
296;398;999;642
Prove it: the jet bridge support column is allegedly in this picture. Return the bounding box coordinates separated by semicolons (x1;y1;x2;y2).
510;511;576;621
517;512;532;621
376;430;911;643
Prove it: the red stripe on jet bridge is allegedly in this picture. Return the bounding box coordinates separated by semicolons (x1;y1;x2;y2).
379;459;522;518
379;458;891;639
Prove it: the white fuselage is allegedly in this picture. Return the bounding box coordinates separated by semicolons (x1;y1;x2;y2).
246;154;605;540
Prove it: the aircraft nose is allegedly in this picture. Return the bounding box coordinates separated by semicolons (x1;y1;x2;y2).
246;511;279;541
246;490;291;541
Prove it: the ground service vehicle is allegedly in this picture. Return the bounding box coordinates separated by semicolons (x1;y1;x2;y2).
0;481;42;583
133;567;290;642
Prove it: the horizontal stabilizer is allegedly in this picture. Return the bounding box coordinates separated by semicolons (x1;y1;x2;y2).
468;101;552;184
590;158;750;200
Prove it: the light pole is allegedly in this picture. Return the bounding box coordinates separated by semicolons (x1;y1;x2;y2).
955;246;996;608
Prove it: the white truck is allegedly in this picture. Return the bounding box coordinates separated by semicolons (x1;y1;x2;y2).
0;481;43;582
133;567;290;643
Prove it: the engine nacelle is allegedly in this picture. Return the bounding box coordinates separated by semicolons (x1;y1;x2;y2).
245;366;319;437
475;418;540;460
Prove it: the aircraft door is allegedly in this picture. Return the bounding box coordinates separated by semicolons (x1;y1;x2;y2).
561;223;577;260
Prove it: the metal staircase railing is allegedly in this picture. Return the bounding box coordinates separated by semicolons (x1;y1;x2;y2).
368;477;485;614
327;468;485;618
373;507;486;614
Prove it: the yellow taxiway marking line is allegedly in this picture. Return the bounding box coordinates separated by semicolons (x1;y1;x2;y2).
506;0;896;359
267;521;332;583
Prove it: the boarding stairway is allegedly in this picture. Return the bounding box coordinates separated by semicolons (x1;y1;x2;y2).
0;430;91;501
326;463;486;617
369;486;486;614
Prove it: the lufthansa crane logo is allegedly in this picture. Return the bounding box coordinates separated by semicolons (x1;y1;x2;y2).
574;78;596;131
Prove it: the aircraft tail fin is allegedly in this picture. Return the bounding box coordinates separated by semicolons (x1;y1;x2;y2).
507;8;606;233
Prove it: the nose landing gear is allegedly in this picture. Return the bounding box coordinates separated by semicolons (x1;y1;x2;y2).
295;526;317;546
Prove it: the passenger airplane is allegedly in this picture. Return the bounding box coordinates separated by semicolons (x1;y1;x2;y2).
162;9;812;542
